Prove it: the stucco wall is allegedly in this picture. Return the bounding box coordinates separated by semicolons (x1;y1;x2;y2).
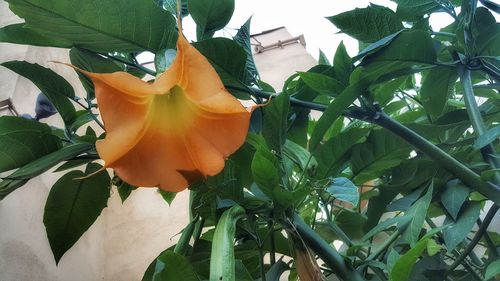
251;28;317;90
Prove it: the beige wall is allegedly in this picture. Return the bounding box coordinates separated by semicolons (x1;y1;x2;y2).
0;2;189;281
251;27;316;90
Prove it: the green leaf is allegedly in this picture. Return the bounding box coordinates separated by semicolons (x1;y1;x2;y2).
234;17;260;81
443;201;481;251
420;67;458;117
318;49;330;65
4;0;177;52
283;139;317;171
373;76;406;106
400;182;434;246
351;129;411;185
326;177;360;207
315;127;370;179
152;251;198;281
485;259;500;281
298;71;345;96
69;47;123;100
116;180;137;203
158;189;176;205
189;0;235;40
353;30;404;62
333;41;352;85
393;0;440;20
390;236;431;281
362;216;411;241
426;239;442;256
473;125;500;149
194;38;251;97
210;205;245;281
0;23;71;47
251;146;280;199
0;143;94;200
440;180;470;220
1;61;76;126
263;93;290;153
327;5;403;43
0;116;61;173
309;82;365;149
362;30;437;65
43;163;110;264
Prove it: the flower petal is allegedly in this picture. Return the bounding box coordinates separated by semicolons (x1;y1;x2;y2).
80;25;255;192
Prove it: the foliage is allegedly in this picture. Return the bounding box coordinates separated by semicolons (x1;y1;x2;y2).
1;0;499;281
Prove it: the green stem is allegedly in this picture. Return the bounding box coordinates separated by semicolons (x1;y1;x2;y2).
363;110;500;205
268;219;276;265
99;53;157;76
258;245;267;281
292;214;366;281
325;220;354;247
459;65;500;179
73;98;105;130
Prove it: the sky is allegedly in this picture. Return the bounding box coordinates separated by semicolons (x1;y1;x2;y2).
178;0;457;61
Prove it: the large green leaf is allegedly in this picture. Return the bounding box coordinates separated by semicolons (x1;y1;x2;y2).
327;5;403;43
362;30;437;65
298;71;345;96
393;0;440;20
315;127;370;179
326;177;360;207
0;23;71;47
4;0;177;52
189;0;234;40
210;205;245;281
420;67;458;117
251;146;280;199
309;82;365;149
351;129;411;185
0;143;94;200
43;163;111;264
1;61;76;126
440;180;470;220
443;201;481;251
0;116;61;173
332;41;352;85
473;125;500;149
153;251;198;281
400;183;433;246
263;93;290;153
234;17;259;81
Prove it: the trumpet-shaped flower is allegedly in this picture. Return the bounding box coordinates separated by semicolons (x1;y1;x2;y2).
78;27;254;192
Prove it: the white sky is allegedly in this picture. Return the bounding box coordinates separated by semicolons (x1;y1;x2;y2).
179;0;457;62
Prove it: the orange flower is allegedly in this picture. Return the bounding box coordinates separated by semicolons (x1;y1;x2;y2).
78;26;254;192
